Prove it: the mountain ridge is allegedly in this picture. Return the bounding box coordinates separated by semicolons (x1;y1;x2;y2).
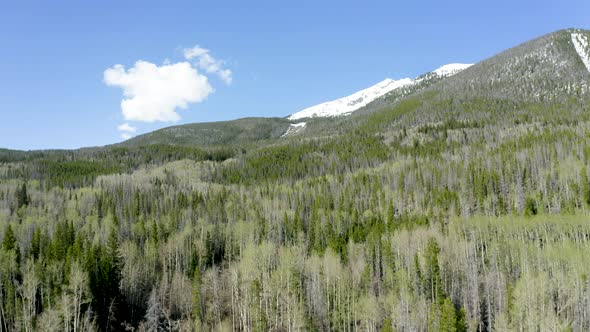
3;28;589;151
117;117;292;148
288;63;472;120
425;28;590;102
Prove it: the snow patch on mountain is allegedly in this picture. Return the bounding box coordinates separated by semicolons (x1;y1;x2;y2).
571;32;590;73
432;63;473;76
288;78;414;120
288;63;472;120
281;122;307;137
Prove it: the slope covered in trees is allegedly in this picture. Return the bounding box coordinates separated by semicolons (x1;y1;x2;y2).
118;117;292;148
2;29;590;331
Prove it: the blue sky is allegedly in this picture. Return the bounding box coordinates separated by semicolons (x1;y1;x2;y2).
1;0;589;150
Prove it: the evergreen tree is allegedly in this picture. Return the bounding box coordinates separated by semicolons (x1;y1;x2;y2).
2;224;16;252
524;197;538;216
582;167;590;205
15;182;29;209
87;230;125;331
440;297;457;332
30;228;41;260
386;201;395;226
425;238;443;302
380;317;394;332
456;307;468;332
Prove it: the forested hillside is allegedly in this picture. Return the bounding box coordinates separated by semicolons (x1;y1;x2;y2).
118;118;292;148
2;29;590;331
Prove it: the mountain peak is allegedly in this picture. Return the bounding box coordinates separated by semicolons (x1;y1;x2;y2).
288;63;472;120
287;77;414;120
432;63;473;76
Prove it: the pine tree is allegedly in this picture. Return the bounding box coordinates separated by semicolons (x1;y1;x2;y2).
425;238;443;302
380;317;394;332
3;224;20;268
524;197;537;216
581;167;590;206
440;297;457;332
386;201;395;226
30;228;41;260
456;307;468;332
87;230;125;331
15;182;29;209
413;253;423;296
2;224;17;252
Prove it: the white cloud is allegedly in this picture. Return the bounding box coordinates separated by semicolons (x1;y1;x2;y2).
104;60;213;123
117;123;137;140
117;123;137;133
184;46;233;85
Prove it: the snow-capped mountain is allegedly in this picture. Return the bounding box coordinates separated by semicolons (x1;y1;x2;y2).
288;63;472;120
288;78;414;120
431;63;473;77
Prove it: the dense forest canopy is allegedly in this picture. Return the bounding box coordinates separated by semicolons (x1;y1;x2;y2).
2;29;590;331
